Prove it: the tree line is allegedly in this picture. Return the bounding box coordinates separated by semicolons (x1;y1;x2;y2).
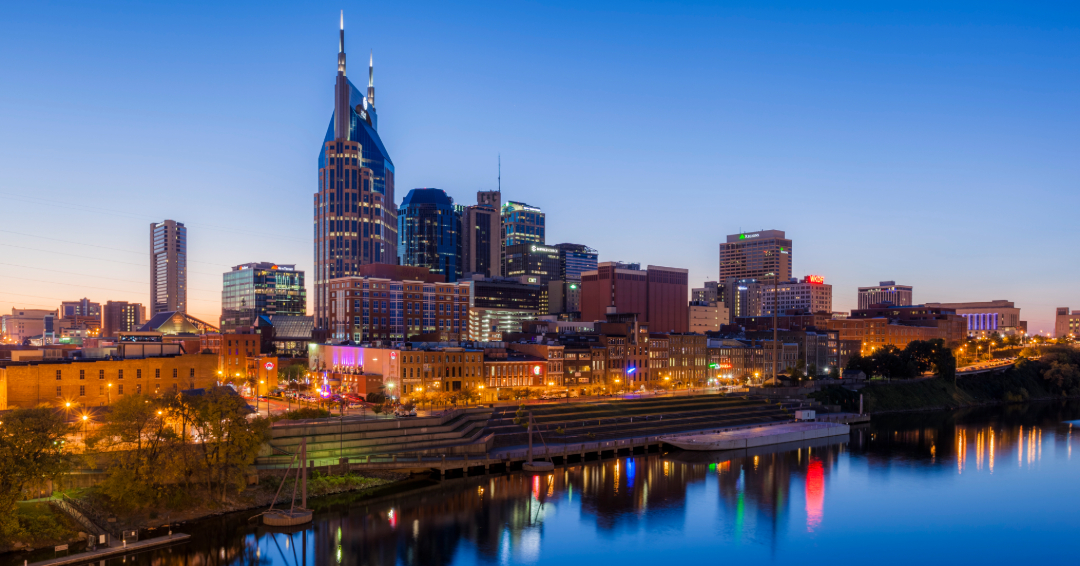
845;339;957;380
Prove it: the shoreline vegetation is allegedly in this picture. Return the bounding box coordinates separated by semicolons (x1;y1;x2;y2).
813;345;1080;414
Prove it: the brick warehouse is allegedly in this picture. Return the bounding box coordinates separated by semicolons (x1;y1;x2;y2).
0;353;219;409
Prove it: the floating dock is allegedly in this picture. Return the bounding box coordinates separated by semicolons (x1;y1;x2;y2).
659;421;850;451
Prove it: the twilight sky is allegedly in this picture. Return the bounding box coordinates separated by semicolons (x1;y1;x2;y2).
1;0;1078;334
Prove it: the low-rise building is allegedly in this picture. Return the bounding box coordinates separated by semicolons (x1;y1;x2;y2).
1056;308;1080;338
689;300;729;333
923;300;1024;337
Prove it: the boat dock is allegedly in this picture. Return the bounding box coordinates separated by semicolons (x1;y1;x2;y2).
25;533;191;566
659;421;851;451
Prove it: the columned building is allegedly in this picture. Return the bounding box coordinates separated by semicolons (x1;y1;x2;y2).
315;13;398;330
858;281;913;309
150;220;187;315
924;300;1023;337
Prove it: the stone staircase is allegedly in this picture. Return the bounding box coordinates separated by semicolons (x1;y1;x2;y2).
256;407;493;467
486;395;794;447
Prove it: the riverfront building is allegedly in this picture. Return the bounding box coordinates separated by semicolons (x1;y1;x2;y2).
858;281;913;309
719;230;792;285
315;15;398;330
151;220;187;316
326;265;460;344
581;263;689;333
220;263;306;333
398;188;462;282
923;300;1024;337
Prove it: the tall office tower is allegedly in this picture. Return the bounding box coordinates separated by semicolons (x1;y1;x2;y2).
504;243;560;285
580;263;689;332
462;191;502;277
723;278;764;318
220;263;307;333
102;301;146;338
555;243;598;282
398;188;462;282
314;13;398;329
719;230;792;285
761;275;833;315
501;201;545;271
858;281;913;309
151;220;187;315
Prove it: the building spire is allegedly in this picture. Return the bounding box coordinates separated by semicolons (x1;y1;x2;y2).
498;153;501;192
337;11;346;75
367;50;375;107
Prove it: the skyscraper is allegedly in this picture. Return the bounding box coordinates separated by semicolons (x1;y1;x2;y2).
554;243;598;282
151;220;187;315
398;188;462;282
462;191;502;277
220;263;307;333
501;201;545;272
314;13;398;329
719;230;792;284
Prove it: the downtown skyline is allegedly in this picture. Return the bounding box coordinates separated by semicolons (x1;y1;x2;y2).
2;1;1080;334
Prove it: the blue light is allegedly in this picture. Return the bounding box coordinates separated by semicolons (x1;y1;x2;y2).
627;367;636;374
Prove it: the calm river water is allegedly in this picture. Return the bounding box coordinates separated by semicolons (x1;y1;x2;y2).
29;402;1080;565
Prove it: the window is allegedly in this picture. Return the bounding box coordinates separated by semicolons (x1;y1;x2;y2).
173;368;178;378
79;385;85;397
119;369;124;379
189;368;194;378
56;386;62;397
155;368;161;379
119;384;124;395
136;384;142;394
99;369;104;380
137;369;142;379
79;369;85;380
55;369;62;380
99;385;104;395
173;384;178;393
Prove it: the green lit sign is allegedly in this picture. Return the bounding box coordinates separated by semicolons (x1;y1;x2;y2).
739;233;759;240
569;284;578;290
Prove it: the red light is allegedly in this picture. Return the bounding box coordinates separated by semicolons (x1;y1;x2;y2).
807;275;825;285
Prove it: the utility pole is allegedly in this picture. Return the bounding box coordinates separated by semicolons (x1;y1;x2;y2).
772;272;778;385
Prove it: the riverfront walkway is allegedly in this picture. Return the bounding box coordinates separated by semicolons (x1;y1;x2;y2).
25;533;191;566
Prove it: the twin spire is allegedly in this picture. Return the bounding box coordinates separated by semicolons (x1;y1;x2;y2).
337;11;376;107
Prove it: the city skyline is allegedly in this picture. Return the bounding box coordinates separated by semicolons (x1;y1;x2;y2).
2;2;1079;334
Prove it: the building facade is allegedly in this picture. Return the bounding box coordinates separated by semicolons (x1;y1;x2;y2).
463;278;541;341
760;275;833;315
1055;308;1080;338
504;243;560;286
151;219;187;315
858;281;913;309
719;230;792;284
102;302;145;338
501;201;545;266
221;263;306;333
2;309;58;344
315;18;398;330
398;188;462;282
689;300;729;333
461;191;502;278
580;263;689;333
327;265;460;344
555;243;598;282
923;301;1023;337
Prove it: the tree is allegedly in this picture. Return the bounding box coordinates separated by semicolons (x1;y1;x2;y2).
86;395;178;509
0;408;74;540
184;387;270;502
869;345;911;379
846;354;874;378
458;385;481;406
279;364;306;391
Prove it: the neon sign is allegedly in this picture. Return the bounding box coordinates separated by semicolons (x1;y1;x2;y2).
264;362;275;370
807;275;825;285
533;365;542;376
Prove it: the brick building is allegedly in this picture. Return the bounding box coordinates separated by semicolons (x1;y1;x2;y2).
581;263;688;333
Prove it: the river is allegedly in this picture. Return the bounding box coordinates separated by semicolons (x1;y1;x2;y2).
18;401;1080;565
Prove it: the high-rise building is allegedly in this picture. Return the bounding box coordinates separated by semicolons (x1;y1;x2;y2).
719;230;792;284
692;281;720;303
857;281;912;309
398;188;462;282
723;278;764;319
580;263;688;333
220;263;307;333
60;298;101;320
461;277;541;341
314;14;398;330
501;201;545;271
504;243;560;285
326;264;456;343
462;191;502;278
151;220;187;315
555;243;598;282
761;275;833;315
102;301;146;338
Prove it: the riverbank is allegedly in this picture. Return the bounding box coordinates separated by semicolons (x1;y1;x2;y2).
812;357;1077;414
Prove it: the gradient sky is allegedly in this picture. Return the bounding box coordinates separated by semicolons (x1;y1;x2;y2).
2;1;1078;333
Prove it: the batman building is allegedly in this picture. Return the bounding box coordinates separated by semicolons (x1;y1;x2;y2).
314;13;398;329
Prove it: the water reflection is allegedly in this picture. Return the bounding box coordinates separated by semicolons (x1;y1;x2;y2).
17;401;1079;566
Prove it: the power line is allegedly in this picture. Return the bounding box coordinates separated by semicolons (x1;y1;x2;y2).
1;276;219;303
0;243;223;277
0;263;218;293
0;229;230;267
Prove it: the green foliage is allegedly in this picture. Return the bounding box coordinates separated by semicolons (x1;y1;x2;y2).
0;408;74;541
846;340;956;380
278;364;306;387
87;395;178;509
272;407;331;422
8;502;78;547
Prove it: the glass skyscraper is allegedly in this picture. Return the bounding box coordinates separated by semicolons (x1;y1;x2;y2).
221;263;306;333
314;13;398;329
398;188;462;282
555;243;598;282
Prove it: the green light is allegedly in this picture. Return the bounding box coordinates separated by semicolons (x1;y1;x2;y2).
739;234;746;239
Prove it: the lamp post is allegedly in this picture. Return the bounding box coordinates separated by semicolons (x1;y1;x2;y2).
106;383;112;405
81;414;89;446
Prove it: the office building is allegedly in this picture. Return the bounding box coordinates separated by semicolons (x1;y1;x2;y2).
501;201;545;271
150;220;187;315
1;309;58;344
314;15;398;330
327;264;458;344
462;191;502;278
723;278;764;319
547;280;582;316
398;188;462;282
102;302;146;338
1055;308;1080;338
830;304;967;353
60;299;100;320
555;243;598;282
220;263;306;333
761;275;833;315
504;243;560;285
689;300;729;333
719;230;792;284
858;281;913;309
461;278;541;341
580;263;688;333
692;281;720;303
924;301;1023;337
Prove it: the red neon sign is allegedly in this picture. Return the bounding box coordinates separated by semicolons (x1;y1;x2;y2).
807;275;825;285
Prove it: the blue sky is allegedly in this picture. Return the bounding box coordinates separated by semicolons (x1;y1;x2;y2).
1;1;1077;332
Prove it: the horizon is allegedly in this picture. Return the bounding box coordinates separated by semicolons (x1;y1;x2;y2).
2;1;1079;334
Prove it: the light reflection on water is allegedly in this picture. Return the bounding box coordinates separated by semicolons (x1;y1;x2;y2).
20;401;1080;566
